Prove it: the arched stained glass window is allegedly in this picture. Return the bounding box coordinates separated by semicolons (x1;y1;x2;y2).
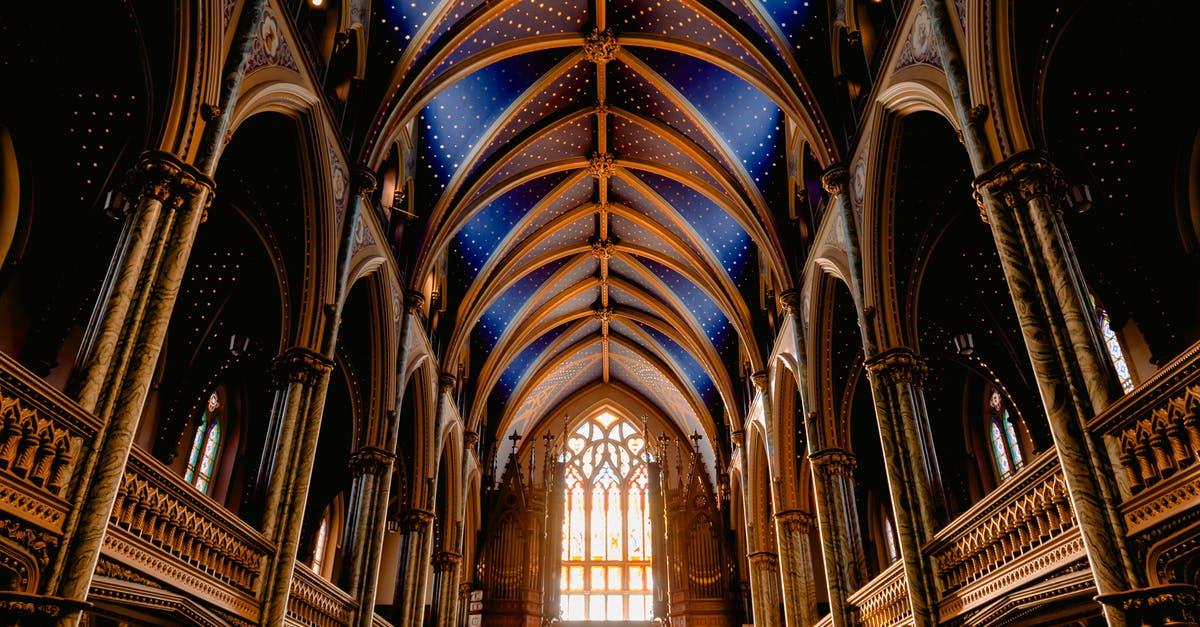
1089;293;1135;393
185;391;223;494
560;413;653;621
986;386;1024;481
883;515;899;564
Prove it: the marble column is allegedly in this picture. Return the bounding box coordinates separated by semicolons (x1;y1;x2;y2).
257;348;335;626
775;509;819;627
343;446;396;626
430;551;463;627
808;448;864;627
457;582;475;627
393;508;436;627
864;349;941;626
974;152;1138;623
747;551;783;627
48;159;213;620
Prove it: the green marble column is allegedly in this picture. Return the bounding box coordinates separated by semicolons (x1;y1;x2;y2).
747;550;783;626
343;446;396;626
864;349;940;627
48;164;213;621
974;153;1138;624
775;509;819;626
808;448;864;627
430;551;463;627
393;508;436;627
257;348;335;626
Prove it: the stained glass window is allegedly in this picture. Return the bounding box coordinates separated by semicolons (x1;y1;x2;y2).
1090;294;1135;393
883;515;899;563
560;412;654;621
986;386;1024;481
185;390;223;494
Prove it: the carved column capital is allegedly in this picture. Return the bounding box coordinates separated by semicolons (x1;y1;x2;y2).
123;150;215;207
464;431;479;448
348;447;395;478
352;167;378;196
405;290;426;310
775;509;817;534
751;371;769;393
747;551;779;569
439;373;457;393
459;582;475;597
1095;584;1200;624
730;429;745;449
433;551;463;570
398;508;436;534
972;150;1067;221
583;28;619;63
866;347;928;387
777;289;802;316
270;347;334;387
808;447;857;478
820;164;850;196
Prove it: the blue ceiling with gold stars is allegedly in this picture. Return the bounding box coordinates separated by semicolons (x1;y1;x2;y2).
367;0;831;466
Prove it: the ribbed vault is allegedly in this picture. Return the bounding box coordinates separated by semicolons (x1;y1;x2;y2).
363;0;833;475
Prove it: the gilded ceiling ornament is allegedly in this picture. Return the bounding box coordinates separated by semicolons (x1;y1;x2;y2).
588;152;616;181
583;28;618;64
820;164;849;196
589;236;616;260
593;305;614;323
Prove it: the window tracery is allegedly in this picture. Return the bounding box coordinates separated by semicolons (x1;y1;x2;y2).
559;412;653;620
184;391;222;494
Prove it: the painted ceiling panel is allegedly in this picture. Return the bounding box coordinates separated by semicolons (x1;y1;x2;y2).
527;262;600;322
475;255;574;350
497;322;572;399
629;254;733;345
431;0;590;75
449;171;575;285
508;176;596;243
481;117;594;190
502;343;604;456
606;256;675;315
609;114;721;190
634;47;785;185
608;176;691;251
606;61;728;167
628;170;753;285
418;48;576;188
608;0;765;73
625;318;718;411
607;215;701;277
476;61;594;168
509;213;595;274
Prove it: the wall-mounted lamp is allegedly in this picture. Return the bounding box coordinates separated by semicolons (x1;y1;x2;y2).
953;333;974;356
1066;183;1093;213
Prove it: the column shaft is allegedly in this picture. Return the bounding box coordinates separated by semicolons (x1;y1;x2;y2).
393;509;436;627
747;551;783;626
809;448;863;627
775;510;819;626
430;551;463;627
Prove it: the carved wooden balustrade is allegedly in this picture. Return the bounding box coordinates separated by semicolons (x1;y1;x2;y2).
287;562;357;627
847;560;911;627
104;447;272;619
1089;343;1200;534
926;450;1085;621
0;355;99;529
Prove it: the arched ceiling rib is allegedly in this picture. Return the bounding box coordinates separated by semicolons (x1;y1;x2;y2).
367;0;832;471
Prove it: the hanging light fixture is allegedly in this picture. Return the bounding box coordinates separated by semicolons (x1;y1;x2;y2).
953;333;975;356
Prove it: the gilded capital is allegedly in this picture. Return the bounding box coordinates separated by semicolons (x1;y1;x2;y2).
866;348;928;387
124;150;214;206
270;347;334;387
751;371;769;393
440;373;457;393
349;447;395;477
820;164;850;196
730;429;745;449
747;551;779;569
433;551;463;569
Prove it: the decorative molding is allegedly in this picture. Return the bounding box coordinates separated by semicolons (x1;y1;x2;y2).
820;164;849;196
865;348;929;387
582;28;618;63
269;348;334;388
896;5;941;70
348;447;395;478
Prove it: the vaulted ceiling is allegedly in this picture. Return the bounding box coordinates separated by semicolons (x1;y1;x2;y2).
361;0;837;470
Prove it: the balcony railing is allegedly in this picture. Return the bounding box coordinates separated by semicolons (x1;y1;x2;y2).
287;563;358;627
1089;342;1200;533
104;447;272;620
925;451;1086;621
0;353;101;528
847;560;911;627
